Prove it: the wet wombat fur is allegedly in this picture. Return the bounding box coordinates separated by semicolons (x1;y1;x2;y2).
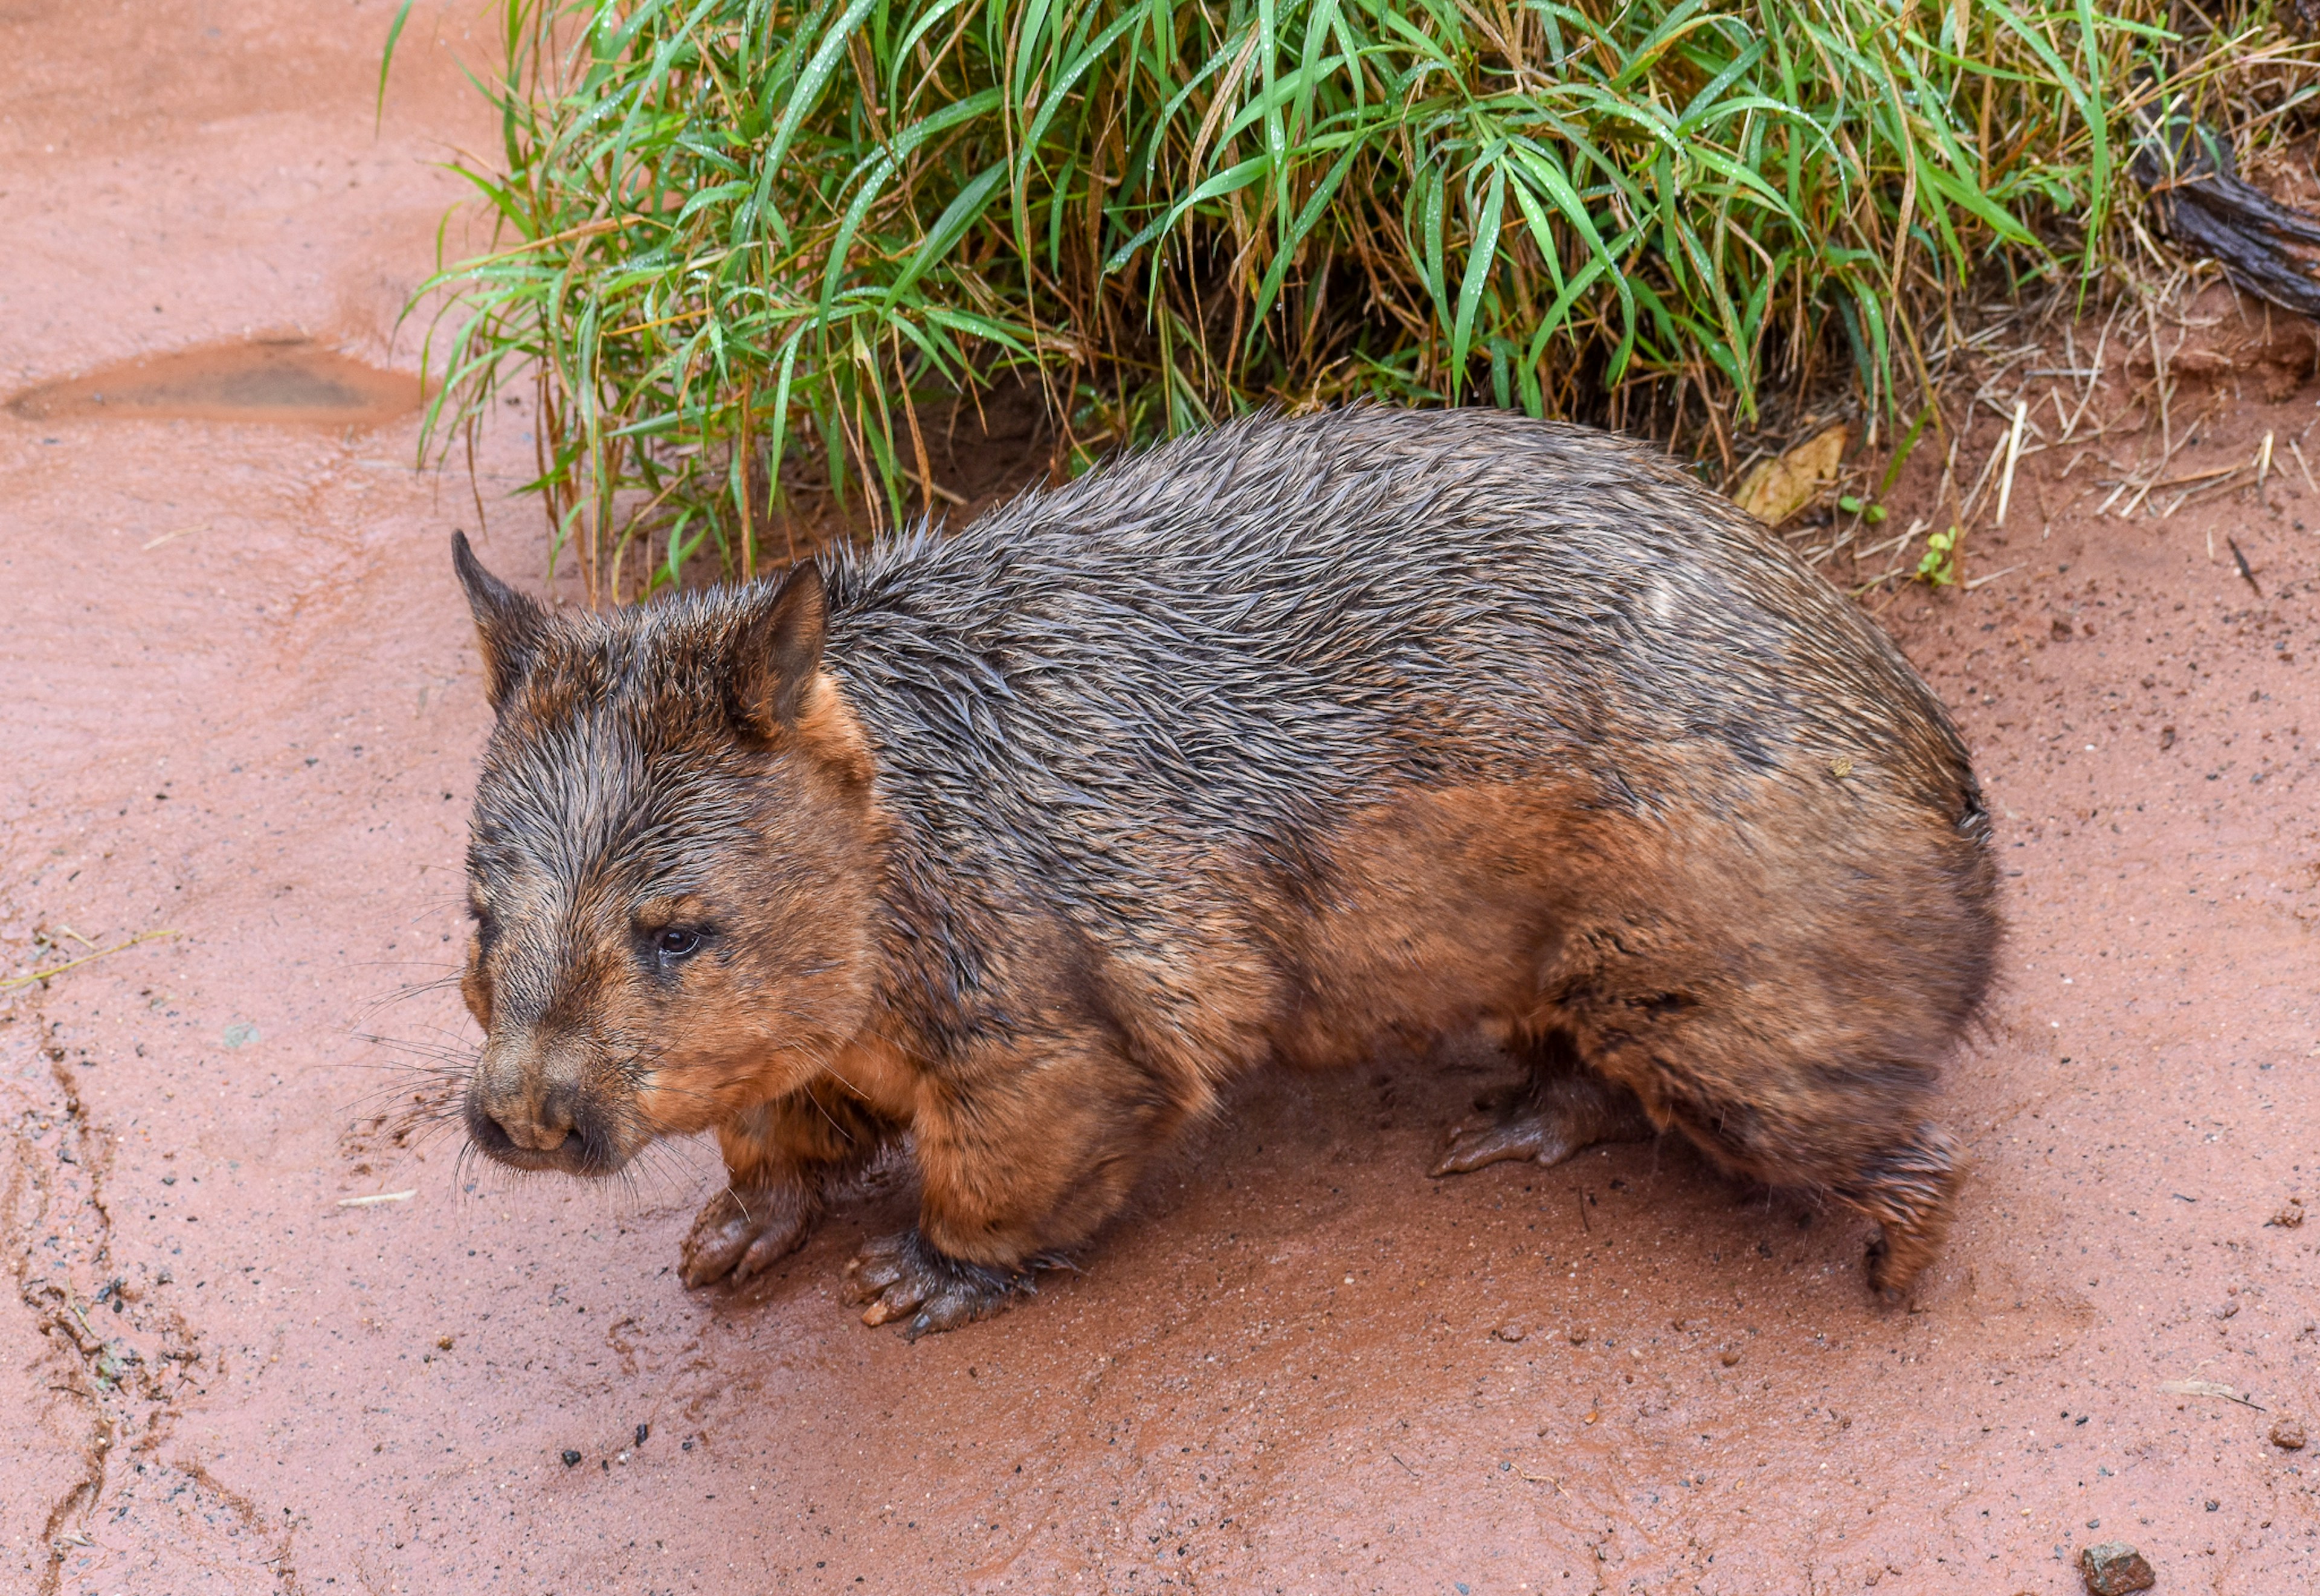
451;407;1996;1337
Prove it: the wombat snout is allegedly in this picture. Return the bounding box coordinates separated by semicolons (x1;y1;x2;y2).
462;1037;633;1177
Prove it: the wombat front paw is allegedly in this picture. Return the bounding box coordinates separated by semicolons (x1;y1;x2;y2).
1430;1074;1653;1177
842;1231;1036;1340
679;1187;819;1288
1431;1110;1585;1176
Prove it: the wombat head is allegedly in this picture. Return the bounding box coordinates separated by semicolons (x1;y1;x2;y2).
450;535;882;1178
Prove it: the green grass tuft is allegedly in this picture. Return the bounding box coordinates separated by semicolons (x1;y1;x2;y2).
396;0;2316;602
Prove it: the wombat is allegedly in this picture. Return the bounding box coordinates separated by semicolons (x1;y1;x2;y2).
451;407;1996;1338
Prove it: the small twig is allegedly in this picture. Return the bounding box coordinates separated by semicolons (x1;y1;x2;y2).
2147;464;2242;489
1;930;178;993
1957;429;2014;526
2257;431;2275;491
1995;399;2029;526
2289;436;2317;496
897;465;966;507
1854;516;1928;562
2058;304;2118;441
1964;564;2024;591
2144;293;2173;459
2164;467;2253;520
335;1191;417;1208
2226;537;2263;597
1388;1453;1420;1479
1574;1191;1591;1234
2160;1379;2267;1412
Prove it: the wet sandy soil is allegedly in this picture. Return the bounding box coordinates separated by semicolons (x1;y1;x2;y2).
4;5;2316;1593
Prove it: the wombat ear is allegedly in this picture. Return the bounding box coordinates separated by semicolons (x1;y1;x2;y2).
727;561;827;738
451;531;546;713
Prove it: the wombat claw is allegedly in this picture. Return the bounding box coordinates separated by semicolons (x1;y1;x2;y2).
843;1232;1034;1340
1432;1114;1590;1176
679;1188;818;1288
1430;1072;1654;1177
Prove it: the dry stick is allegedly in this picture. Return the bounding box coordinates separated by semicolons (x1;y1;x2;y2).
1936;430;1964;536
0;930;178;993
2047;386;2073;439
1957;428;2014;526
2160;1379;2269;1412
2258;431;2275;492
2060;303;2119;443
2228;537;2263;597
1855;516;1929;563
2144;291;2173;462
2138;463;2245;522
1852;518;1931;597
898;466;967;506
1994;399;2029;527
2164;468;2252;521
1964;564;2023;591
2119;473;2168;522
2290;437;2318;497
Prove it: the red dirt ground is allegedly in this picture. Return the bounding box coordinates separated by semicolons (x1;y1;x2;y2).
3;5;2314;1593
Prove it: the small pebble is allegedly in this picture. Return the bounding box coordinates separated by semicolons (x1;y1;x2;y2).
561;1449;582;1468
2270;1418;2306;1451
1719;1350;1742;1368
2272;1199;2304;1229
2214;1300;2240;1320
436;1335;454;1351
1493;1321;1526;1343
2078;1540;2156;1595
636;1422;650;1445
1566;1327;1590;1346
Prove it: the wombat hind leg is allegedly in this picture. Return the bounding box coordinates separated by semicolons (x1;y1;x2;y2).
845;1230;1040;1341
1431;1032;1654;1177
680;1185;820;1288
1843;1124;1964;1302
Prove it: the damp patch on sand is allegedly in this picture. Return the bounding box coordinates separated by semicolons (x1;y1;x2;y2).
7;337;421;426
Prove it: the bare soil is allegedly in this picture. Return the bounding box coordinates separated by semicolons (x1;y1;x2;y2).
3;5;2315;1593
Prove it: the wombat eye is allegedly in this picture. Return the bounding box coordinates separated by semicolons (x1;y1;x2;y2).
654;927;703;960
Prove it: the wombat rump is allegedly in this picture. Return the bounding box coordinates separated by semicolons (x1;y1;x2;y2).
451;407;1997;1337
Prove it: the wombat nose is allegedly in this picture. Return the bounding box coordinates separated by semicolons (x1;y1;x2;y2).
466;1067;588;1162
491;1097;576;1154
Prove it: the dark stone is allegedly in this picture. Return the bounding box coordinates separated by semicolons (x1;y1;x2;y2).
560;1449;582;1468
2080;1541;2156;1595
